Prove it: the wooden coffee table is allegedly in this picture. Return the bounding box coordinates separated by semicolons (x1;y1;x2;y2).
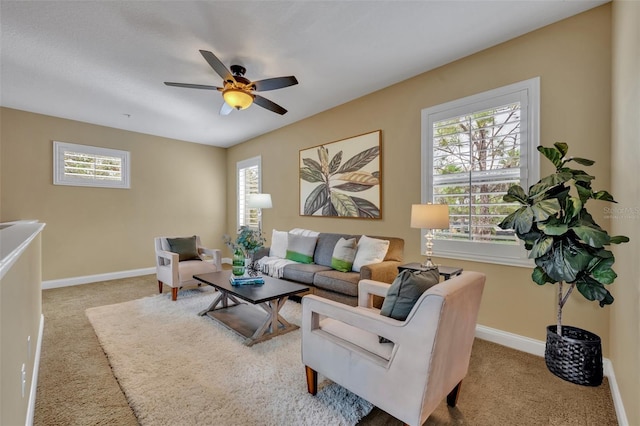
193;271;309;346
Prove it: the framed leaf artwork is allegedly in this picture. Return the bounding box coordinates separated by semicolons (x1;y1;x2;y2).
299;130;382;219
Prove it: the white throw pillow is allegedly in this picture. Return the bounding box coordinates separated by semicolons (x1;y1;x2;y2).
269;230;289;258
352;235;390;272
285;233;318;264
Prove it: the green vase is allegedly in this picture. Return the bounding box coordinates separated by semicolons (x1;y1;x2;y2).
232;248;245;276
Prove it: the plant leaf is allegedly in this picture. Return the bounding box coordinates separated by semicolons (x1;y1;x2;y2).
610;235;630;244
332;182;374;192
303;183;328;215
592;266;617;285
538;145;564;168
302;157;322;173
570;157;595;166
531;199;561;221
538;221;568;236
530;236;554;259
592;190;615;202
529;172;573;198
576;276;613;306
328;151;343;174
336;146;380;173
553;142;569;157
322;201;338;216
572;225;610;248
503;185;527;204
331;192;359;217
532;266;554;285
498;206;533;234
351;196;380;218
318;146;329;174
535;239;591;283
334;171;379;185
300;167;324;183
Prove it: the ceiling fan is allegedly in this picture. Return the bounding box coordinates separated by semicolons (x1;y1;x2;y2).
164;50;298;115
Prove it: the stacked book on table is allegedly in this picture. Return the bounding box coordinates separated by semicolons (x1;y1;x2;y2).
229;275;265;286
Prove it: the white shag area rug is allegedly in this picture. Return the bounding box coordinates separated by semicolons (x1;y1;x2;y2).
86;288;373;426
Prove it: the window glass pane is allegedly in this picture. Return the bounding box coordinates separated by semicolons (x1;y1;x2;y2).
53;141;130;189
433;102;521;244
237;157;261;229
421;77;539;267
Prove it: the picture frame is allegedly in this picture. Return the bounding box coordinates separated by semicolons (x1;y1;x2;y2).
299;130;382;219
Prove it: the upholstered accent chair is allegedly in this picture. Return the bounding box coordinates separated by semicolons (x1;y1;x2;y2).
301;271;486;426
154;236;222;301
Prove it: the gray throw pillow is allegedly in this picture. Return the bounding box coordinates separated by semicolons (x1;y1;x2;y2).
167;236;200;262
379;268;440;343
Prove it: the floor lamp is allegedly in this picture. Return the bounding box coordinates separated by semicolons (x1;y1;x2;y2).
410;203;450;269
247;193;272;235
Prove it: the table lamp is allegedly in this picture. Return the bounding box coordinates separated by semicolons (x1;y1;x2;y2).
410;203;450;269
247;193;272;234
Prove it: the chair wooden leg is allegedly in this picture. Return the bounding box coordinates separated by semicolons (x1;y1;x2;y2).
171;287;178;301
158;280;163;294
305;366;317;395
447;380;462;407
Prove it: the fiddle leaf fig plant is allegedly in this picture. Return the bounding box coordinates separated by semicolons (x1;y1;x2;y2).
498;142;629;336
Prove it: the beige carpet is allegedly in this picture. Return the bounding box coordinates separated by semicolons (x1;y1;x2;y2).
35;274;619;425
86;288;373;426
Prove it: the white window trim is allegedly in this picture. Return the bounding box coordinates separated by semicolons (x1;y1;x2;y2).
53;141;130;189
236;156;262;230
421;77;540;267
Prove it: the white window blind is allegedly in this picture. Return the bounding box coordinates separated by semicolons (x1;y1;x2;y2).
53;141;130;189
237;156;261;229
421;78;539;266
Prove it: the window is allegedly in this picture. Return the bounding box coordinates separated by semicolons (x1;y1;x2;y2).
237;156;262;229
53;141;130;189
421;77;539;266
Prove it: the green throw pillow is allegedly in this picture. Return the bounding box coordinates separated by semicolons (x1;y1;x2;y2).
285;234;317;264
167;236;200;262
379;268;440;343
331;237;357;272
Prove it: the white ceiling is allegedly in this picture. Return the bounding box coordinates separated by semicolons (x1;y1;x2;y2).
1;1;607;148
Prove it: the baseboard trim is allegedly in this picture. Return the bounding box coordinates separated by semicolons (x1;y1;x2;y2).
26;314;44;426
475;324;627;425
42;267;155;290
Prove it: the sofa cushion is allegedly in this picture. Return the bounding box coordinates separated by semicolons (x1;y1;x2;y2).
313;270;360;297
313;233;354;267
167;236;200;262
285;234;318;264
371;236;404;262
352;235;390;272
269;229;288;258
283;263;332;285
331;237;357;272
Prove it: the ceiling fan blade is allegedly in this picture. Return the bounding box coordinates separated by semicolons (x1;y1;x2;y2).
252;76;298;92
164;82;222;90
253;95;287;115
199;50;234;83
220;102;233;116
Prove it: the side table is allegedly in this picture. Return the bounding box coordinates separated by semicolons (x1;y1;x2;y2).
398;263;463;280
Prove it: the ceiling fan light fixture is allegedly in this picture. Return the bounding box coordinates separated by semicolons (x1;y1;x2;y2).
223;88;254;110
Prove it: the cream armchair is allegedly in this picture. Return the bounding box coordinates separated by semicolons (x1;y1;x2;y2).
302;271;485;426
154;236;222;301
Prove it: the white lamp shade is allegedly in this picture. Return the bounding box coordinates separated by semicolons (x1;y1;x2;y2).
410;204;450;229
247;193;272;209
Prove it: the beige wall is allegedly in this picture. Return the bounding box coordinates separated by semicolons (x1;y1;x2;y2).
227;6;614;349
0;108;227;281
611;0;640;424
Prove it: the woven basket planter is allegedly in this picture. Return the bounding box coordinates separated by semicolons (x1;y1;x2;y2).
545;325;603;387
